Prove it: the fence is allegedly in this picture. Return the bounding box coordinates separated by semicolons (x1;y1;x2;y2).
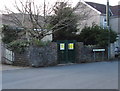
1;44;14;64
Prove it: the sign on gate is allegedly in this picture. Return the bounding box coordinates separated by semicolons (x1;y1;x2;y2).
68;43;74;50
60;43;65;50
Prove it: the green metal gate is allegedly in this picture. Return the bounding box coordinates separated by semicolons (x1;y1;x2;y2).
57;40;76;64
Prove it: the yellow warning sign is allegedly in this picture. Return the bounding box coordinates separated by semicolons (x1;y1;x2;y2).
68;43;74;50
60;43;65;50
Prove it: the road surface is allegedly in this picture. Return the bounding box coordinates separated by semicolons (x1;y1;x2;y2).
2;61;118;89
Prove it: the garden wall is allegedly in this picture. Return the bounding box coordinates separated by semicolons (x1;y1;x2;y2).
13;51;29;66
76;42;107;63
28;42;57;67
2;42;108;67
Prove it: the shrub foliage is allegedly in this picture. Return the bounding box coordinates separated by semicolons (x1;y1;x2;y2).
78;25;117;47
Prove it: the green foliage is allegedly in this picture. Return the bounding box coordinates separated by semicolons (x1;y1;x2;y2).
78;25;117;47
49;2;78;41
96;29;117;47
31;38;51;46
2;25;20;44
8;40;30;53
8;38;51;53
2;25;51;53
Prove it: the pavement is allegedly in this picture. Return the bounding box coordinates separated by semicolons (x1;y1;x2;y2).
2;61;119;89
0;64;28;71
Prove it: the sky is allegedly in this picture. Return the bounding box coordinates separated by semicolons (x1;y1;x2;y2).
0;0;120;13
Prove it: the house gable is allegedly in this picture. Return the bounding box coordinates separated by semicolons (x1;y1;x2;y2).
75;1;101;15
85;1;120;17
74;1;102;33
85;2;106;15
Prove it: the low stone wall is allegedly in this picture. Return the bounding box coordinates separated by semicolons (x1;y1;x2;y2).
7;42;57;67
76;42;107;63
13;52;29;67
28;42;57;67
76;42;94;63
2;42;108;67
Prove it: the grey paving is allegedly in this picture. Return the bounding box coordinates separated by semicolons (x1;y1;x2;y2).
1;64;28;71
2;61;118;89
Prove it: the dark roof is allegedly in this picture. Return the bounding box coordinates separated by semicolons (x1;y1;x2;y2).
110;5;120;16
85;2;120;16
86;2;106;14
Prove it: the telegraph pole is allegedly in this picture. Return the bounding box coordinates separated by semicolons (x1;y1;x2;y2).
106;0;111;60
44;0;46;28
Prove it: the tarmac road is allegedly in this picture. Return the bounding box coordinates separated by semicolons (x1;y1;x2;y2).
2;61;118;89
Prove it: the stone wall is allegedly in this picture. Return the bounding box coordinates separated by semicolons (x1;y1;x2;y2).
76;42;107;63
76;42;94;63
13;51;29;67
2;42;108;67
28;42;57;67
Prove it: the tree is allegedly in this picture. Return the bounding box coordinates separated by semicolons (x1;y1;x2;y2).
1;25;30;53
2;0;53;41
2;0;77;41
96;29;117;47
49;2;78;41
1;0;92;42
2;25;20;44
78;25;117;47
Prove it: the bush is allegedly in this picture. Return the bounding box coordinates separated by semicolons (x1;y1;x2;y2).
31;38;51;47
8;40;30;53
78;25;117;47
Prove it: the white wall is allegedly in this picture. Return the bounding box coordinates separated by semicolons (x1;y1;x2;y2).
110;16;120;47
41;31;53;42
110;17;119;33
100;15;107;28
109;16;120;58
74;2;101;33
